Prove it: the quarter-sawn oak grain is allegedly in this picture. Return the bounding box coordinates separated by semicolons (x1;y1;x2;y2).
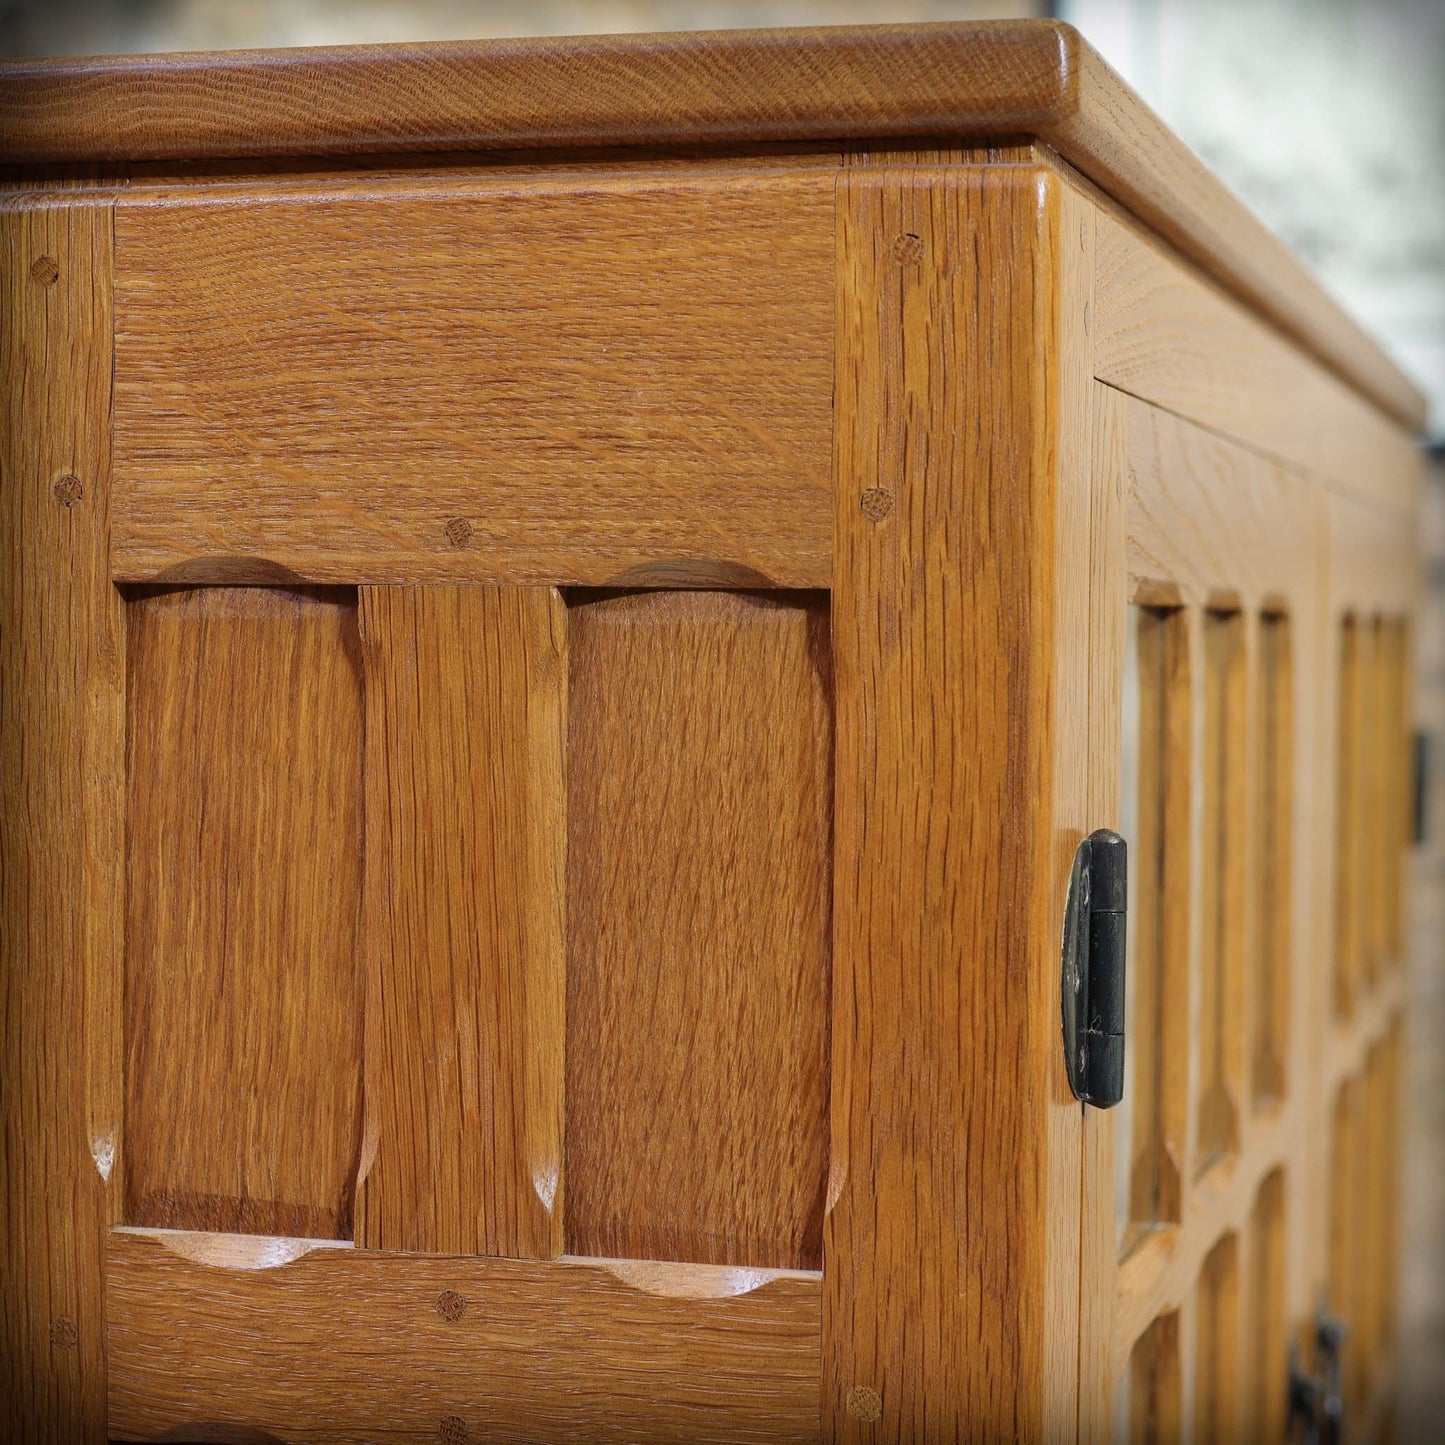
124;586;364;1239
106;1226;823;1444
355;585;567;1258
0;200;121;1445
565;589;833;1271
827;165;1062;1442
110;171;834;588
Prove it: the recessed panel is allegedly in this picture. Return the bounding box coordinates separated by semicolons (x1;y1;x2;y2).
565;589;831;1270
124;586;364;1238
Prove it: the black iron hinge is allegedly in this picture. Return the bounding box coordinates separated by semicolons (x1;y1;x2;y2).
1061;829;1127;1108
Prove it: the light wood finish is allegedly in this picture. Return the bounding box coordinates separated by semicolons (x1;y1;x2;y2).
1253;616;1293;1103
1244;1170;1288;1445
110;170;834;588
1118;604;1191;1238
1127;1311;1182;1443
1079;374;1331;1439
105;1226;823;1443
0;30;1424;1440
1313;488;1415;1437
565;588;832;1271
0;201;120;1442
355;586;566;1257
0;22;1423;429
1192;1231;1240;1443
1092;201;1420;516
828;162;1084;1441
124;586;364;1238
1196;610;1246;1172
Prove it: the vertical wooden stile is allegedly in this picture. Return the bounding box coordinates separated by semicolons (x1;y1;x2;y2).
356;586;567;1258
0;203;121;1442
827;162;1087;1440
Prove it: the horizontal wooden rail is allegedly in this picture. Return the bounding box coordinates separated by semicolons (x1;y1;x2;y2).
108;168;834;590
1091;203;1420;517
1323;970;1406;1102
107;1227;823;1443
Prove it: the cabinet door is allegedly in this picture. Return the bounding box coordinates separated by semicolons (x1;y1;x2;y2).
1079;385;1415;1444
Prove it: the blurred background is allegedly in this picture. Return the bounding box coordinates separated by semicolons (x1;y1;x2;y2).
3;0;1440;1429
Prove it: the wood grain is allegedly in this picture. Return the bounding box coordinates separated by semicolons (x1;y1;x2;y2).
124;586;364;1238
110;170;834;587
0;201;120;1442
0;21;1422;428
1244;1170;1287;1445
1060;39;1423;432
564;589;832;1271
106;1226;823;1443
1109;385;1318;612
1191;1230;1239;1442
1080;378;1329;1432
1093;205;1421;516
355;586;566;1258
1196;610;1246;1173
826;164;1062;1440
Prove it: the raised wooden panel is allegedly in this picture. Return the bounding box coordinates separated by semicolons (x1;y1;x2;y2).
1244;1171;1287;1445
1124;1311;1181;1444
1196;610;1245;1173
0;201;120;1443
1117;604;1190;1248
124;586;364;1238
110;170;835;588
355;586;566;1258
1252;615;1292;1104
105;1227;823;1444
565;589;832;1271
1192;1232;1239;1443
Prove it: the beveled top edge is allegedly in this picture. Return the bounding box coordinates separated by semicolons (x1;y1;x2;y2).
0;21;1078;163
0;20;1426;430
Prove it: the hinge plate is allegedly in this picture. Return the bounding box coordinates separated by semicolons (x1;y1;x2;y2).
1061;829;1127;1108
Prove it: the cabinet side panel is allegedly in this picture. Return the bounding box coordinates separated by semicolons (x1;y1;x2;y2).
124;586;364;1238
0;201;120;1442
565;589;832;1271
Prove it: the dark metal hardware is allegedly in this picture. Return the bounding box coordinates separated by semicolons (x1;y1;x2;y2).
1288;1311;1348;1444
1061;829;1127;1107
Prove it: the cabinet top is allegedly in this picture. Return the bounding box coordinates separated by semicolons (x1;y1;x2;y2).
0;19;1424;429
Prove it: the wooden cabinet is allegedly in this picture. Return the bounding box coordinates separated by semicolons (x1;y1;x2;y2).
0;20;1424;1442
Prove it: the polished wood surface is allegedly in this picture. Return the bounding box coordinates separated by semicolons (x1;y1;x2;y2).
827;163;1070;1440
565;589;832;1271
109;169;834;588
124;586;364;1239
106;1227;823;1443
0;24;1424;1440
0;200;121;1444
355;586;566;1258
0;21;1423;428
